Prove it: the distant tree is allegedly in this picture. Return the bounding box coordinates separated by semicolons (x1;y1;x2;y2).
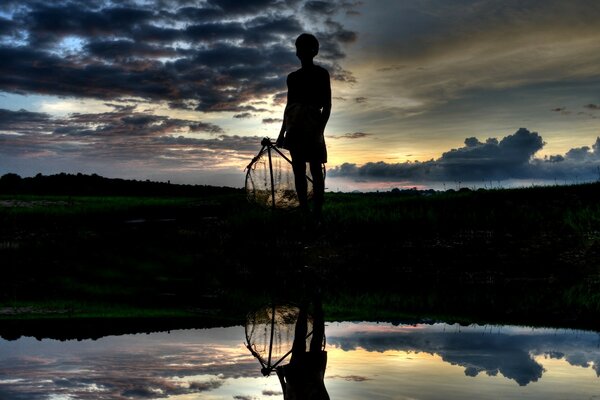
0;173;22;191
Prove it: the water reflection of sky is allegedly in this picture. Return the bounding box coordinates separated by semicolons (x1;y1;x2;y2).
1;322;600;399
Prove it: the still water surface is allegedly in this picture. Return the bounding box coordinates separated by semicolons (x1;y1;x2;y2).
1;322;600;399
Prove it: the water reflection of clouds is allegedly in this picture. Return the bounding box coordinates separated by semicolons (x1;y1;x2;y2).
327;323;600;386
0;328;261;399
1;324;600;399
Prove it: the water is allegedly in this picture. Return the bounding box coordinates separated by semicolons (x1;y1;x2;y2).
1;322;599;399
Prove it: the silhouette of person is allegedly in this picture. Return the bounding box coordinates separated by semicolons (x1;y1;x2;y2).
276;33;331;218
275;296;329;400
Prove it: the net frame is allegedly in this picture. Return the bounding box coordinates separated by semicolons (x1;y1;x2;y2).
245;303;326;376
245;138;325;209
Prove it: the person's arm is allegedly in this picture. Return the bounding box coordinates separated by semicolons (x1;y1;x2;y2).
276;75;290;147
276;114;286;147
320;103;330;133
320;70;331;133
276;366;287;397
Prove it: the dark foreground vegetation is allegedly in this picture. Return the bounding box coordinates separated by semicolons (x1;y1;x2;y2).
1;173;600;339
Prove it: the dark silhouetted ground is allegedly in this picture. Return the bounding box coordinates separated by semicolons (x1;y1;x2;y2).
1;173;600;339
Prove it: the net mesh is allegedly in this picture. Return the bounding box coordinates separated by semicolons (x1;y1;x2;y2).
245;304;323;370
245;144;313;209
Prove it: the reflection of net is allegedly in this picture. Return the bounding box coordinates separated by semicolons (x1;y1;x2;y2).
245;304;324;374
245;144;313;209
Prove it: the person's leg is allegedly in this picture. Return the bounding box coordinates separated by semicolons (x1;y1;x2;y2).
309;161;324;217
310;295;324;353
291;305;308;363
292;156;308;210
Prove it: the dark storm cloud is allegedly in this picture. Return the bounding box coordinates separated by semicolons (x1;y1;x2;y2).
22;4;154;47
85;39;178;60
330;128;600;183
0;108;74;139
0;108;264;170
438;128;544;178
0;46;182;101
153;134;260;153
0;387;43;400
184;21;246;42
328;326;600;386
207;0;280;14
0;108;54;126
0;1;358;111
305;1;338;15
0;16;17;36
175;6;224;23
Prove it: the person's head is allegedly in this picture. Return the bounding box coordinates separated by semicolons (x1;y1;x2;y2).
295;33;319;62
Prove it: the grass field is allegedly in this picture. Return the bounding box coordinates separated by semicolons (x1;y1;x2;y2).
1;182;600;337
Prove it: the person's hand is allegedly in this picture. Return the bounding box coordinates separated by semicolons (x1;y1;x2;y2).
276;133;285;148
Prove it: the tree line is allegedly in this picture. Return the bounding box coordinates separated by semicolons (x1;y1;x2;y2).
0;172;241;196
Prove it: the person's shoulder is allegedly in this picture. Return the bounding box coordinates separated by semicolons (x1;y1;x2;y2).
314;65;330;78
287;69;302;85
288;68;302;79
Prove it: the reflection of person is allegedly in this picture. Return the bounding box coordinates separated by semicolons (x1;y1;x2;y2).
275;297;329;400
276;33;331;218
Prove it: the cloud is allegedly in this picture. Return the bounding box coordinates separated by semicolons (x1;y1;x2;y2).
304;1;338;15
0;330;261;400
551;107;571;115
0;1;359;112
262;118;283;124
329;128;600;183
0;108;261;172
2;323;600;399
233;112;253;119
438;128;544;177
188;379;224;392
328;132;372;139
262;389;283;396
328;374;371;382
328;324;600;386
551;105;599;118
350;0;600;117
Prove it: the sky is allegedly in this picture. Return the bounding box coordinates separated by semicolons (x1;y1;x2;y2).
1;322;600;399
1;0;600;190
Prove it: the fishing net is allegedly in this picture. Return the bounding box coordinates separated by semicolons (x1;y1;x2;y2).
245;139;315;209
245;304;325;375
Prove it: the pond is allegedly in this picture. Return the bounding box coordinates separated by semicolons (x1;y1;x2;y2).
1;322;599;399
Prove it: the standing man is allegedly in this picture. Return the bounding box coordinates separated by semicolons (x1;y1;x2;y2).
275;295;329;400
277;33;331;219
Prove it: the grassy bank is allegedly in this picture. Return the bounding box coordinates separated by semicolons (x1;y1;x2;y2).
1;183;600;337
